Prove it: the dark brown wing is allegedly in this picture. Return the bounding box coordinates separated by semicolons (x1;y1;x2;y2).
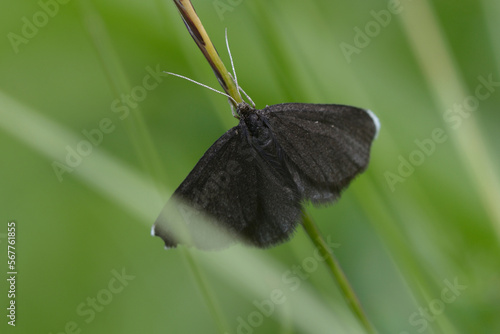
262;103;379;204
153;123;302;249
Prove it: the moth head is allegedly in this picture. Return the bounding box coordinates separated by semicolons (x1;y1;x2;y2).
236;101;255;118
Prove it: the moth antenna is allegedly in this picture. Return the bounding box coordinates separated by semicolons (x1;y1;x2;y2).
225;28;239;89
227;72;255;108
226;29;255;108
229;101;239;118
238;85;256;108
165;72;237;105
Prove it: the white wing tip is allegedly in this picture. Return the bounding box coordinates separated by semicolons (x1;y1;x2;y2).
365;109;381;139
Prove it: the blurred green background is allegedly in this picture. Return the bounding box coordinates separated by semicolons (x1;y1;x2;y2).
1;0;499;333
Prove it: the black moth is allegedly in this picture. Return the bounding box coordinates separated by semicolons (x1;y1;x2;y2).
152;102;379;249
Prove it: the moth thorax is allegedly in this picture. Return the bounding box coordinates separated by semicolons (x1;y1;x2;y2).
245;114;273;149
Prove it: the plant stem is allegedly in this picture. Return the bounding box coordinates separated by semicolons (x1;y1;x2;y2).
172;0;243;107
301;212;377;334
170;2;240;332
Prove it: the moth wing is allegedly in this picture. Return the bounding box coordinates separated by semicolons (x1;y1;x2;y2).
262;103;379;204
153;124;301;249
